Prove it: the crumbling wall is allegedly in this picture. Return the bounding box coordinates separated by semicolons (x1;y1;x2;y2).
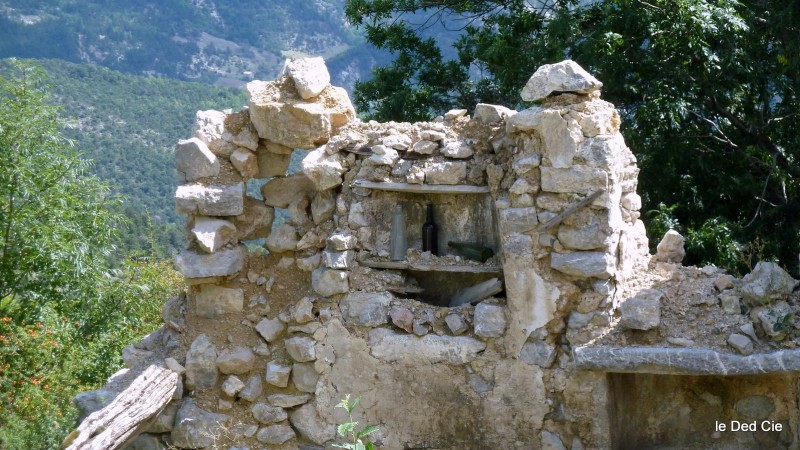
80;57;800;450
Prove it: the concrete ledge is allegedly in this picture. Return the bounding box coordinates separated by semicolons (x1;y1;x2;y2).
573;346;800;375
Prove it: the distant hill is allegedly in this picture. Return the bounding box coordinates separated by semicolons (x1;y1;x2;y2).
0;0;389;88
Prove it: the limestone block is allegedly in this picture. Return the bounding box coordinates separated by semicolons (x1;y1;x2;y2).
292;363;320;393
382;134;411;150
754;301;792;339
619;289;663;330
510;178;536;195
252;403;288;424
323;249;355;269
240;375;263;402
260;173;315;208
621;192;642;211
327;231;357;250
557;210;615;251
297;230;327;250
341;291;391;327
474;103;516;124
444;108;468;120
424;161;467;185
367;146;400;166
256;424;296;445
175;246;246;279
512;154;541;175
171;399;230;449
411;140;438;155
390;306;414;333
720;294;741;315
474;303;507;338
266;361;292;387
441;140;474;159
185;334;218;391
368;328;486;364
348;202;369;228
221;375;245;397
192;110;234;157
311;190;336;224
540;167;607;194
576;100;620;137
521;60;602;101
293;297;315;323
191;217;236;253
265;224;299;253
312;268;349;297
577;134;632;170
445;314;468;335
420;130;446;141
287;57;331;99
290;402;336;445
255;317;285;343
268;393;312;408
297;253;322;272
551;251;615;278
232;197;274;241
302;147;347;191
175;182;244;216
246;79;355;149
221;109;260;150
217;347;255;374
519;341;557;368
255;142;291;178
285;338;316;365
727;333;754;355
656;229;686;263
230;148;258;179
739;261;799;305
407;165;425;184
175;137;219;182
194;284;243;318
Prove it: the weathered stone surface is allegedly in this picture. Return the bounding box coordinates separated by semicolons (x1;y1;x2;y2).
297;253;322;272
175;246;246;279
541;431;567;450
232;197;274;241
252;403;288;424
382;134;411;150
255;143;291;178
573;346;800;375
327;231;357;251
727;333;754;355
255;317;285;343
247;79;355;149
499;207;538;234
175;137;219;182
474;103;516;124
323;249;355;269
424;161;467;185
521;60;602;101
292;297;315;323
285;336;317;362
265;361;292;387
577;134;631;170
302;147;347;191
127;433;166;450
171;399;230;449
287;57;331;99
739;261;799;305
312;268;349;297
217;346;255;374
367;146;400;166
310;191;335;225
720;294;741;315
389;306;414;333
444;314;469;335
735;395;775;420
474;303;507;338
619;289;662;330
290;402;336;445
261;173;316;208
754;301;792;340
240;375;263;402
292;363;320;393
222;109;259;150
519;341;557;367
268;393;312;408
175;182;245;216
558;213;614;251
551;251;615;278
192;110;231;156
368;328;486;364
191;217;236;253
656;229;686;263
411;140;438;155
265;224;299;253
122;345;153;368
441;140;474;159
540;167;607;194
341;292;391;327
185;334;218;391
230;148;258;179
221;375;245;397
256;424;296;445
194;284;243;318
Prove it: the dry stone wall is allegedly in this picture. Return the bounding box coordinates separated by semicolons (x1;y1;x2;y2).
80;59;800;450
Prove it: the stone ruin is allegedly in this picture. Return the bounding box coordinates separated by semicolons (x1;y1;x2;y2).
77;58;800;450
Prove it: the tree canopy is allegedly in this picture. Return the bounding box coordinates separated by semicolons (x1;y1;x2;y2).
345;0;800;273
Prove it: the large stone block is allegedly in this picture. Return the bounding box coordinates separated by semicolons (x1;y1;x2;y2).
302;147;347;191
540;167;608;194
194;284;243;318
521;60;602;101
311;268;349;297
255;140;292;178
739;261;799;305
424;161;467;185
230;148;258;179
368;328;486;364
175;246;246;279
260;173;315;208
185;334;218;391
499;207;538;234
551;251;615;279
341;292;391;327
232;197;274;241
175;182;244;216
576;134;632;170
191;217;236;253
286;57;331;99
175;137;219;182
619;289;663;330
192;109;235;157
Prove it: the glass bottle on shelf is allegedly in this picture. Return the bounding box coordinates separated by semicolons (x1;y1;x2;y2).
422;203;438;255
390;204;407;261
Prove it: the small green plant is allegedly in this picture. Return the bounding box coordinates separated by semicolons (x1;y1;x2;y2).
773;311;795;335
333;394;380;450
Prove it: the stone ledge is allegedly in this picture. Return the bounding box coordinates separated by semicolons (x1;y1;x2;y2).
351;180;490;194
573;346;800;375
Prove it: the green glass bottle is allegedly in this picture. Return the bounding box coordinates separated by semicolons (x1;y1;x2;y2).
447;241;494;263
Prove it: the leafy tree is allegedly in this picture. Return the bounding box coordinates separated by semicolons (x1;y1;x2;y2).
346;0;800;274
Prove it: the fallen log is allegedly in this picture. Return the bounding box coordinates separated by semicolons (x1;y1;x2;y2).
64;364;178;450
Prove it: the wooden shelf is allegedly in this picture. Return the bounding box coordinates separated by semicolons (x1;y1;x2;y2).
351;180;490;195
361;259;503;274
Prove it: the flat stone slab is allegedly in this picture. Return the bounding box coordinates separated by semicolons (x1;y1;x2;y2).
573;346;800;375
368;328;486;364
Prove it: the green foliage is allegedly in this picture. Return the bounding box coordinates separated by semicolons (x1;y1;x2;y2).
333;394;380;450
347;0;800;273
